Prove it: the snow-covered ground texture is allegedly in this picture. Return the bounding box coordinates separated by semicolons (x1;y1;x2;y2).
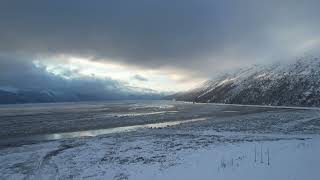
1;100;320;180
174;56;320;106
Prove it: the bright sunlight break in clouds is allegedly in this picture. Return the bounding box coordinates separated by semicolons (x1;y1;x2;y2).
33;55;202;93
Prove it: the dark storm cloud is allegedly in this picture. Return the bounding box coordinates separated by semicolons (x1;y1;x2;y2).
132;75;148;82
0;55;158;100
1;0;320;76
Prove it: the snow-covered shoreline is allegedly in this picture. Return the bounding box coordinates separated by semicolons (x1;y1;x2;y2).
1;101;320;180
1;128;318;180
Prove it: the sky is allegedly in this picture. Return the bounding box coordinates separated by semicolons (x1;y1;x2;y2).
1;0;320;97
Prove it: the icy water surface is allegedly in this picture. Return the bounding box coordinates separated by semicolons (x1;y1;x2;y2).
0;116;207;146
1;100;320;144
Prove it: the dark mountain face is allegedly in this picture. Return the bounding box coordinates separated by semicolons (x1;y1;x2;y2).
0;89;80;104
173;57;320;107
0;89;162;104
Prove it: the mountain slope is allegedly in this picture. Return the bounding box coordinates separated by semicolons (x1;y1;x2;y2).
0;88;162;104
174;57;320;107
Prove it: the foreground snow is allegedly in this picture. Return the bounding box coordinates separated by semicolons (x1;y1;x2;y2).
143;137;320;180
1;129;319;180
1;101;320;179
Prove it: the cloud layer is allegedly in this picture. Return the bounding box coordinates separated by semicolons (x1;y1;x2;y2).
1;0;320;95
0;55;161;102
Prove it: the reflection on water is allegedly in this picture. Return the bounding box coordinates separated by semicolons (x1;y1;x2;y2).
98;111;179;118
0;118;207;147
223;111;239;113
44;117;207;140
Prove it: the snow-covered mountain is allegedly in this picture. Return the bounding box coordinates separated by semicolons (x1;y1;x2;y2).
173;56;320;107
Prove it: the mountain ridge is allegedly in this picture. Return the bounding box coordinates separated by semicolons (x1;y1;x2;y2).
172;56;320;107
0;88;162;104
